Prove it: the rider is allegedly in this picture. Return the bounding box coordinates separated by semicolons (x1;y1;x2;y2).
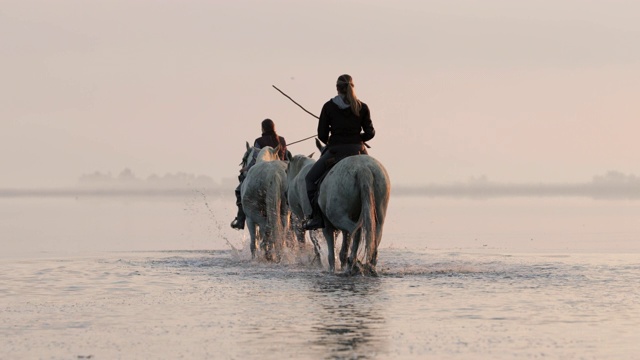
303;74;375;230
231;118;288;230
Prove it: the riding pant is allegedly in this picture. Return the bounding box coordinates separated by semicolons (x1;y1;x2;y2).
304;143;367;213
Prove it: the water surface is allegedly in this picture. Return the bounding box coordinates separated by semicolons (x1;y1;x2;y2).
1;195;639;359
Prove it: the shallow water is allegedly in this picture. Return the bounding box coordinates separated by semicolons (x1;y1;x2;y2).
1;194;639;359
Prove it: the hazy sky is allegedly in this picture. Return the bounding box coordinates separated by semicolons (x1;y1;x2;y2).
2;0;639;187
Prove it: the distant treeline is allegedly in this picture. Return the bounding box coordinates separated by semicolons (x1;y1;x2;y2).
393;171;640;199
1;170;638;199
0;188;226;198
77;168;220;189
0;168;231;198
393;182;640;199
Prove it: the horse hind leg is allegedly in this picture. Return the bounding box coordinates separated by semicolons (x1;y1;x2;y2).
322;226;337;273
355;225;382;277
339;231;351;271
247;221;258;259
309;230;323;268
370;223;385;267
259;226;275;261
346;230;363;276
344;229;379;277
292;213;306;244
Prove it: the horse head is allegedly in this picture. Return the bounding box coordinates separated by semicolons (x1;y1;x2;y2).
240;141;258;169
239;142;284;172
286;153;315;183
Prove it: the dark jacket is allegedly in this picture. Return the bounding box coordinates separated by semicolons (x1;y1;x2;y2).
254;131;287;160
318;98;375;146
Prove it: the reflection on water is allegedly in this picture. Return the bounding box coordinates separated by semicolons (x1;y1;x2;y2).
307;276;387;359
2;250;640;359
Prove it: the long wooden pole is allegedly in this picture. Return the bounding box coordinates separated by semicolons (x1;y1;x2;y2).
272;84;370;148
272;85;319;119
286;135;317;146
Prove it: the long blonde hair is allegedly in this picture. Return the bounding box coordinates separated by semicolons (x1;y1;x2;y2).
336;74;362;116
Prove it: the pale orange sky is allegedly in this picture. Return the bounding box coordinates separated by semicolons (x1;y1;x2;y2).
1;0;639;187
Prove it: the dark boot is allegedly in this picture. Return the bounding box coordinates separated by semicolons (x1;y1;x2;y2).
303;214;324;230
230;204;246;230
303;195;324;230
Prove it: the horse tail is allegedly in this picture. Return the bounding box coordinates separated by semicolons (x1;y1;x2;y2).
265;168;286;252
356;167;377;264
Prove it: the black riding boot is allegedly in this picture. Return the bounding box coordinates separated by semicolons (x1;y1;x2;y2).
231;181;246;230
230;202;246;230
303;192;324;230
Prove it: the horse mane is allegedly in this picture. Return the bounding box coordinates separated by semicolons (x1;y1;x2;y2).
255;146;281;163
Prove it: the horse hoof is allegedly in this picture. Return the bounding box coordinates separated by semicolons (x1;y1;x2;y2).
365;266;379;277
310;256;322;269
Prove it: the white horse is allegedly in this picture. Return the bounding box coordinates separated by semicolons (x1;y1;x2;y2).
240;143;289;260
286;153;323;266
315;139;391;275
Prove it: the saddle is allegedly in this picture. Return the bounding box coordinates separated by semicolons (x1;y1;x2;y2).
314;155;337;195
305;147;366;231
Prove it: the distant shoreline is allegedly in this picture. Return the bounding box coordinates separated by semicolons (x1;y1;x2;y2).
393;183;640;199
0;188;229;198
1;183;639;199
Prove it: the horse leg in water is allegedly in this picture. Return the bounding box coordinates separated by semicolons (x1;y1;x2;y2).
370;223;385;267
260;226;274;261
290;212;322;267
368;199;387;268
338;231;351;271
346;229;363;275
246;219;258;258
309;230;323;268
291;213;306;244
322;224;338;273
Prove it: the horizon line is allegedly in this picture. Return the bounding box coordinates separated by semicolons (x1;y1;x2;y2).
1;182;639;199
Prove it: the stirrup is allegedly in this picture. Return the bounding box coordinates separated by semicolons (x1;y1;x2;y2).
230;217;245;230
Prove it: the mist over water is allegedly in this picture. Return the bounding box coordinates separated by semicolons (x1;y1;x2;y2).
1;194;639;358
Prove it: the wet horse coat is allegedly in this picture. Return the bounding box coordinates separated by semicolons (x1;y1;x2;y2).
286;154;323;265
240;144;289;260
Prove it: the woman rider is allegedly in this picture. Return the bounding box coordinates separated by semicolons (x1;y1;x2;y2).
303;74;375;230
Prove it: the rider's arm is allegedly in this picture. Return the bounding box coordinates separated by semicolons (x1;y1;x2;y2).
360;104;375;142
317;103;330;144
